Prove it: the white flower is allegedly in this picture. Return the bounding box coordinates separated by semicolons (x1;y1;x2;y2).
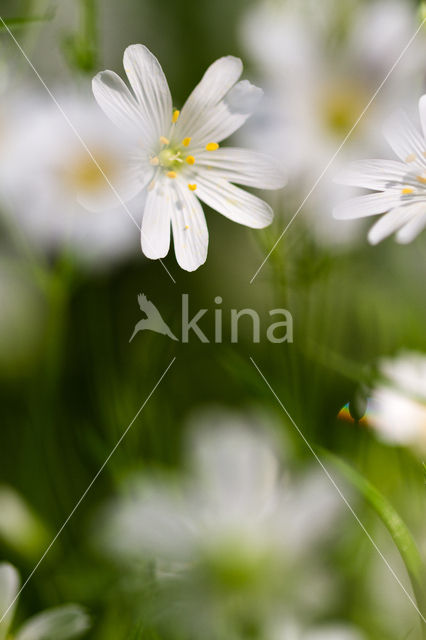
105;419;340;564
240;0;425;246
92;45;286;271
101;414;343;636
369;351;426;451
0;563;90;640
273;619;365;640
334;95;426;244
0;92;139;267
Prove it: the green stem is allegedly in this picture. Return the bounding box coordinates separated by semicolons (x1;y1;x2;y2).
323;449;426;633
64;0;98;73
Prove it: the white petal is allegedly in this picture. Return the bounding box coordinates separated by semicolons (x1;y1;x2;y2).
278;471;341;553
335;159;411;191
175;56;243;138
104;483;195;561
180;80;263;147
367;206;417;244
418;94;426;140
92;71;152;143
196;173;273;228
123;45;173;142
395;206;426;243
383;110;426;169
0;563;19;640
190;421;279;524
196;147;286;189
170;181;208;272
141;180;172;259
15;605;90;640
333;193;402;220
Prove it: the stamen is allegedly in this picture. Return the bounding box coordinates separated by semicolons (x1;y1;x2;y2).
188;183;197;191
182;137;191;147
160;136;170;145
167;171;177;179
416;175;426;184
172;110;180;123
184;225;189;230
186;156;195;165
401;187;414;195
150;156;160;166
405;153;417;163
205;142;219;151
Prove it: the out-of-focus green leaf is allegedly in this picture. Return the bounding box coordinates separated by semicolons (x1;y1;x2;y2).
0;10;55;31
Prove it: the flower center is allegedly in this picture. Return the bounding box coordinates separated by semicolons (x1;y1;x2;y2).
66;151;117;193
148;110;220;192
158;147;183;170
320;81;368;137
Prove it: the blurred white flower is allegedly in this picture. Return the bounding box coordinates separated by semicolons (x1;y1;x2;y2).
273;619;365;640
0;92;139;267
101;415;344;636
240;0;425;246
92;44;286;271
334;95;426;244
298;627;364;640
0;563;90;640
369;351;426;452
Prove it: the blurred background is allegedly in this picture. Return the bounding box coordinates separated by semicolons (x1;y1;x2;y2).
0;0;425;638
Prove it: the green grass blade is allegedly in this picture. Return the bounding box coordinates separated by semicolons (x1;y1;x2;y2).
323;449;425;616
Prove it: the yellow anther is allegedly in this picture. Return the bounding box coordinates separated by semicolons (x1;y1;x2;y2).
150;156;160;166
160;136;170;145
416;175;426;184
172;110;180;123
182;137;191;147
205;142;219;151
184;225;189;230
405;153;417;163
401;187;414;195
186;156;195;165
188;183;197;191
167;171;177;179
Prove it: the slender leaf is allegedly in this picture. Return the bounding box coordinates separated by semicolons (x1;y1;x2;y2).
323;449;425;618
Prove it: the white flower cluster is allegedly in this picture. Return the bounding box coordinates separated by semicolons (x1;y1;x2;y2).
241;0;426;246
0;0;424;270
